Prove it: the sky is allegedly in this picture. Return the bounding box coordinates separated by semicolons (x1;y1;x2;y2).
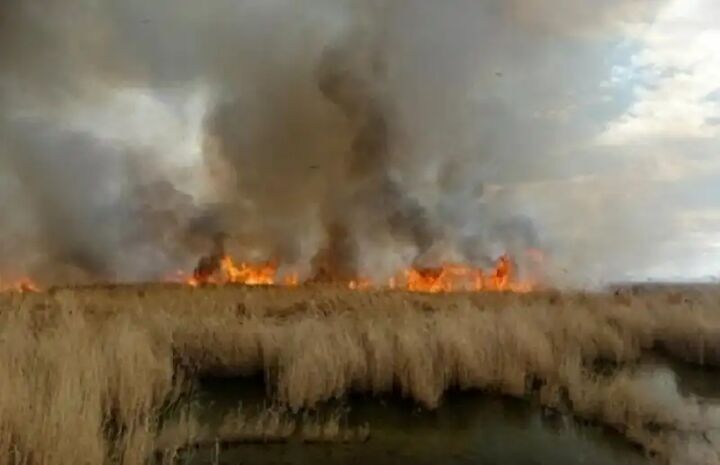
0;0;718;285
599;0;720;280
485;0;720;282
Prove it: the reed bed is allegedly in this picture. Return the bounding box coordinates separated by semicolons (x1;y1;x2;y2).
1;284;719;464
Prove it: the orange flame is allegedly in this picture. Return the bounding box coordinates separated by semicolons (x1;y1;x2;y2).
357;250;545;293
0;277;41;294
180;249;543;293
0;249;545;294
1;248;545;294
220;256;276;285
348;278;374;290
185;255;299;288
397;255;530;293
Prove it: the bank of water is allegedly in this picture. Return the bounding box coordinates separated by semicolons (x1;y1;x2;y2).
179;377;648;465
172;355;720;465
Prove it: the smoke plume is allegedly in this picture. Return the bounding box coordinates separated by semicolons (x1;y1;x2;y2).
0;0;673;285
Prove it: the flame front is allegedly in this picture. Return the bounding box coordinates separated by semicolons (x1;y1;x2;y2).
182;250;543;293
171;256;294;288
0;277;40;294
403;255;529;293
1;251;542;294
1;249;543;294
220;256;276;286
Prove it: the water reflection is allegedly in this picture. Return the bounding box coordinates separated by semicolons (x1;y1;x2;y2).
183;378;649;465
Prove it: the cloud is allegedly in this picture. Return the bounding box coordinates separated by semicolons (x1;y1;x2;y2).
507;0;663;37
599;0;720;144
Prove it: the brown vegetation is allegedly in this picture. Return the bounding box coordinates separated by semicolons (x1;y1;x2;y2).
157;406;369;453
1;284;719;464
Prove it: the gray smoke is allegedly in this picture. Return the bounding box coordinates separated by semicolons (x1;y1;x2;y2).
0;0;671;285
0;118;202;282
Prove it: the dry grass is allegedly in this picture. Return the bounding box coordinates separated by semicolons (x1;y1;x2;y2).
157;405;369;452
1;284;720;464
0;295;181;465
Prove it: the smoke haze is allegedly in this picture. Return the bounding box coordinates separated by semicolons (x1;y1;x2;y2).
1;0;717;285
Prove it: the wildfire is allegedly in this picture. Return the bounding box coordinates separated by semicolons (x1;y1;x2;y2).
0;277;40;294
400;254;537;293
170;256;299;288
184;251;543;293
1;250;543;295
0;246;544;295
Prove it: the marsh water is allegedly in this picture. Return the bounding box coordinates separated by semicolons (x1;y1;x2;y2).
180;358;720;465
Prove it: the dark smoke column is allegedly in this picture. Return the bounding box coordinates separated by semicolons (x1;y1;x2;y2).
311;33;436;282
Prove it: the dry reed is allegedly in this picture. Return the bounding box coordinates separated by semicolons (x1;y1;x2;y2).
1;284;719;464
157;405;369;452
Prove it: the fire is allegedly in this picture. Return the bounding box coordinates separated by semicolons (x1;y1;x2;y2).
185;255;299;288
348;278;374;290
0;250;542;294
219;256;276;285
184;250;542;293
0;248;544;294
406;264;482;293
182;230;544;293
402;255;528;293
0;277;40;294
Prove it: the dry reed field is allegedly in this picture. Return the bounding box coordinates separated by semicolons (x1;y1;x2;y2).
1;284;720;465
